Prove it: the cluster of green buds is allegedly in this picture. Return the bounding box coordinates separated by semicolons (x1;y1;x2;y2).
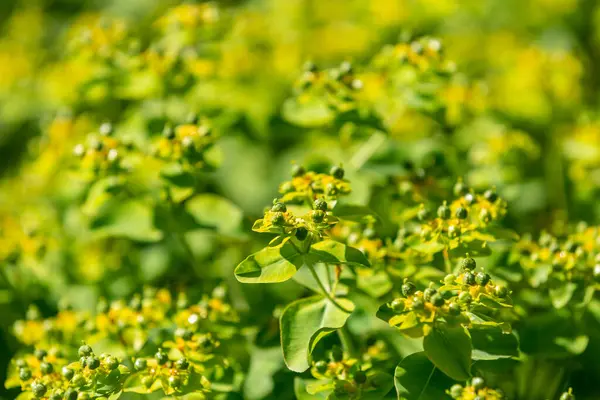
378;256;512;337
6;345;128;400
72;123;125;175
11;287;238;357
153;117;215;168
512;225;600;283
415;183;507;241
126;348;210;396
294;61;363;110
307;346;390;399
253;165;351;240
447;377;505;399
371;37;449;73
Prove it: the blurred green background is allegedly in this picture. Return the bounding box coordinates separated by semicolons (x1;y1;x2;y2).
1;0;600;398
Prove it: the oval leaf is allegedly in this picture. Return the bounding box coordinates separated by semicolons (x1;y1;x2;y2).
395;352;455;400
309;240;370;267
280;296;354;372
423;326;472;381
235;242;303;283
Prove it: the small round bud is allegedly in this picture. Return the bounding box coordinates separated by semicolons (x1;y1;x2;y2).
271;212;285;225
105;356;119;370
86;357;100;370
464;272;476;286
330;166;345;179
71;373;86;387
460;257;476;271
315;360;328;373
354;370;367;384
484;190;498;202
271;202;287;212
134;358;147;371
291;165;305;177
34;349;47;360
448;302;461;316
430;294;445;307
495;285;508;298
168;375;182;388
31;382;47;398
437;204;451;219
40;361;53;375
455;207;468;219
78;344;92;357
314;198;328;211
390;298;405;312
62;367;74;380
19;368;31;381
175;358;189;370
444;274;456;284
312;210;326;223
411;297;424;310
401;282;417;297
64;389;77;400
458;291;472;303
155;350;169;365
475;272;491;286
295;227;308;241
423;288;437;302
449;384;463;398
471;377;485;390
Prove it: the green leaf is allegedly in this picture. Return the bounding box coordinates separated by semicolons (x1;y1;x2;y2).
331;203;378;222
294;378;329;400
185;194;243;235
549;282;577;309
395;352;455;400
554;335;589;355
90;200;163;242
309;240;370;267
470;327;519;360
423;326;472;381
280;295;354;372
244;347;284;400
235;242;304;283
282;97;335;127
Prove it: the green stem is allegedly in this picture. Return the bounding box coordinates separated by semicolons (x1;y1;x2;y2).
338;326;357;358
443;247;452;274
307;264;353;313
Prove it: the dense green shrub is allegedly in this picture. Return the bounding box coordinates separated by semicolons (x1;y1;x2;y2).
1;0;600;399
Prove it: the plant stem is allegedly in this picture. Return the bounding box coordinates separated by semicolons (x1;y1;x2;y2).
443;247;452;274
338;326;357;358
307;263;353;313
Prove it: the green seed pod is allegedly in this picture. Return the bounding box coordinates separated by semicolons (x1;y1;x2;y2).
390;298;405;312
330;166;345;179
315;360;328;374
134;358;147;371
412;297;425;310
430;294;445;307
155;350;169;365
471;377;485;390
437;204;451;219
62;367;74;380
458;291;472;304
460;257;476;271
444;274;456;284
495;285;508;298
423;288;436;302
401;282;417;297
34;349;47;360
168;375;182;388
312;210;326;223
105;356;119;370
475;272;491;286
449;384;463;398
271;212;286;225
31;382;47;398
464;272;476;286
448;302;461;316
175;358;189;370
40;361;53;375
19;368;32;381
271;202;287;212
354;370;367;384
295;227;308;241
78;344;92;357
314;198;328;211
484;190;498;202
86;357;100;370
71;373;86;387
455;207;468;219
291;165;305;177
64;388;78;400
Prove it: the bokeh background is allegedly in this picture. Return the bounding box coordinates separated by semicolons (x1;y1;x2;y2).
1;0;600;398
